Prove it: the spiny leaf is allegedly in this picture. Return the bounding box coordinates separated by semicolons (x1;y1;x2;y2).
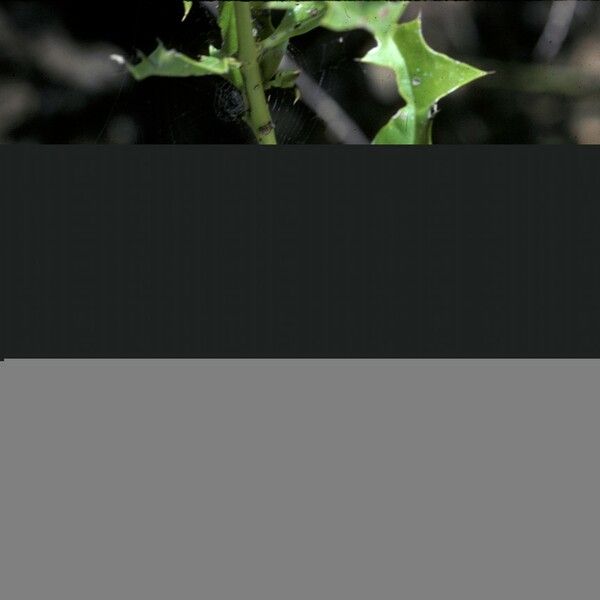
127;41;237;81
363;17;489;144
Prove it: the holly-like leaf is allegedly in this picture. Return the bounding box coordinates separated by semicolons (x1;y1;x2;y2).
127;41;237;81
321;1;408;37
363;17;489;144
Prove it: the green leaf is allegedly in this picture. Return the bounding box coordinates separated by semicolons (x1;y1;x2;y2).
260;42;289;82
127;41;237;81
363;17;489;144
262;2;328;49
182;0;193;22
372;105;434;144
259;1;328;84
265;69;300;90
321;1;408;37
218;0;238;57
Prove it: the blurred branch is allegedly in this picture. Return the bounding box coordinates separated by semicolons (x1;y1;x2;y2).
533;0;578;62
471;59;600;98
0;5;122;93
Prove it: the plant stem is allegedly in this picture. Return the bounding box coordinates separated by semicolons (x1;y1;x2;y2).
234;1;277;145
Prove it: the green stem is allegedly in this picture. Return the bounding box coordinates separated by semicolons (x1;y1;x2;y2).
234;1;277;145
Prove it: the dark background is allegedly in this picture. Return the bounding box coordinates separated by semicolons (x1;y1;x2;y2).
3;145;600;358
1;0;600;144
